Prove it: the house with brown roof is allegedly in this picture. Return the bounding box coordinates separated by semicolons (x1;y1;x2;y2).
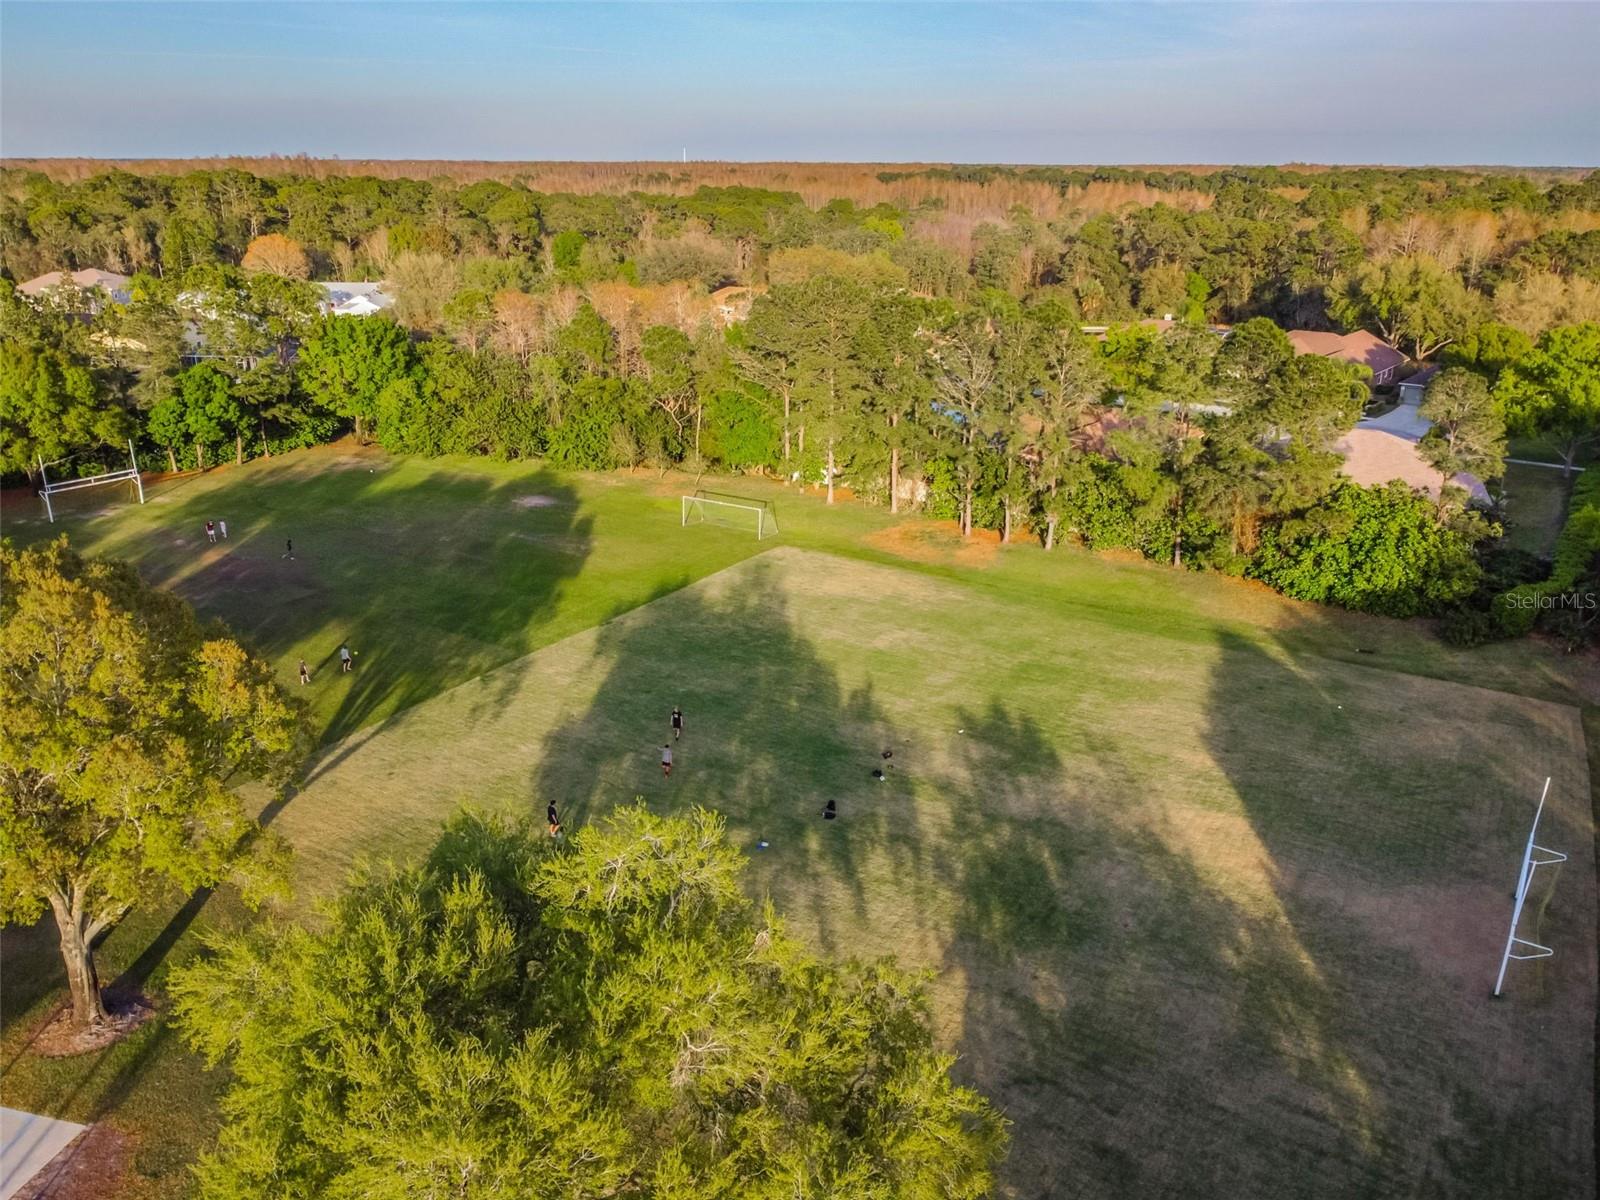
1395;364;1440;406
16;268;132;312
1286;329;1408;386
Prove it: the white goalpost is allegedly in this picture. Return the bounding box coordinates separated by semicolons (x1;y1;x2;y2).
1492;776;1566;997
680;490;778;540
38;440;146;523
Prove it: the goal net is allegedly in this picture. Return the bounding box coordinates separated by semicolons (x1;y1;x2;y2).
681;490;778;540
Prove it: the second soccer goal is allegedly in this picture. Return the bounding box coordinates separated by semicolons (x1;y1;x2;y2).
681;490;779;540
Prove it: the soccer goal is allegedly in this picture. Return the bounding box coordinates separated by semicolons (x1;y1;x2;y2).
681;490;778;540
38;441;147;523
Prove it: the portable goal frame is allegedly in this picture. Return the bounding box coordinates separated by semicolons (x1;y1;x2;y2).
681;490;778;540
1492;776;1567;997
38;441;146;523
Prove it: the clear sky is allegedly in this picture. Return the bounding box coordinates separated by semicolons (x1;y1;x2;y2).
2;1;1597;165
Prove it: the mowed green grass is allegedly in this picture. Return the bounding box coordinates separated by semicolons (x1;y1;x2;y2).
2;447;1596;1200
1500;461;1571;560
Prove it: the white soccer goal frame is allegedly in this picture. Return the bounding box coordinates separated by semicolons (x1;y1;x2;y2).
38;440;146;523
1492;776;1567;997
680;493;777;540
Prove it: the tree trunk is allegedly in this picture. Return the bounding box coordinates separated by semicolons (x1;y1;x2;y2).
962;476;973;537
236;432;244;466
195;440;206;471
693;404;702;464
260;423;271;458
826;441;835;505
50;898;107;1029
167;447;178;474
890;441;900;515
1002;496;1012;544
1045;513;1058;552
782;392;791;465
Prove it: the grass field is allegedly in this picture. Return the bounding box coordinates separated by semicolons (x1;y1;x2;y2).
2;444;1596;1200
1500;460;1572;560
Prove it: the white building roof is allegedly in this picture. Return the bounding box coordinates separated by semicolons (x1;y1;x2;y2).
318;281;395;316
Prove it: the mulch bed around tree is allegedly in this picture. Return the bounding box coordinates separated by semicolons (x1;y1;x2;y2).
31;990;157;1058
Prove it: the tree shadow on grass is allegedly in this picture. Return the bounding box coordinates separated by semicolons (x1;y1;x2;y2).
531;555;920;941
1201;628;1595;1200
93;456;595;747
936;691;1411;1200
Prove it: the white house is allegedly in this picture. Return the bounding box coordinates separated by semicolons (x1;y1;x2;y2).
318;281;396;316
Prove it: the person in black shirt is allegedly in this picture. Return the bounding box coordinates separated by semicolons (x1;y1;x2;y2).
670;707;683;741
822;799;837;820
547;802;561;838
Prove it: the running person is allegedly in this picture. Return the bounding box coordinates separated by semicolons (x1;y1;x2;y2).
670;706;683;741
298;659;311;685
282;538;294;559
547;801;561;838
205;520;217;543
218;519;228;540
338;644;353;673
661;744;673;777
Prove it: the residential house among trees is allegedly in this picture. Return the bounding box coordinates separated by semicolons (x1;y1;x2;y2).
1287;329;1408;386
16;268;132;312
317;281;396;317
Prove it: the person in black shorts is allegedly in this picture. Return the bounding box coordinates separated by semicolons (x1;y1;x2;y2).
298;659;311;685
670;707;683;741
822;799;837;820
547;801;561;838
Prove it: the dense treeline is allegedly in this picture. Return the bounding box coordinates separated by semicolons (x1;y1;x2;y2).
3;164;1599;625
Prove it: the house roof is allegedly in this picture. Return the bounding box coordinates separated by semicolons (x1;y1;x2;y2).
17;268;132;303
318;281;395;315
1287;329;1407;376
1398;364;1441;391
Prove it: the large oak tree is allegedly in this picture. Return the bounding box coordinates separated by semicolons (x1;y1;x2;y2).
0;541;306;1029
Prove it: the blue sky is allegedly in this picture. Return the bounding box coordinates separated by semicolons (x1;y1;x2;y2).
2;1;1596;165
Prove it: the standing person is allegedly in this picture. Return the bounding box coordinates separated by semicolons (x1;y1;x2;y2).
338;643;353;673
547;801;561;838
822;799;837;820
282;538;294;560
660;744;673;777
218;519;228;540
670;706;683;741
205;520;217;543
298;659;311;686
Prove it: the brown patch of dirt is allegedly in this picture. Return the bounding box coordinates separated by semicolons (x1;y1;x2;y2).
32;991;156;1058
13;1124;132;1200
863;519;1000;568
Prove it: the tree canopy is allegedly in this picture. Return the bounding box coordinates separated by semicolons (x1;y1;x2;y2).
0;540;307;1028
173;804;1007;1199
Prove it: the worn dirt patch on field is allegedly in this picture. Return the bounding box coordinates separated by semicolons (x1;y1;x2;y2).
864;519;999;568
513;494;561;508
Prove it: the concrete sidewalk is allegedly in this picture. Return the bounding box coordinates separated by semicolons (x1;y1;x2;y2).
1;1108;87;1200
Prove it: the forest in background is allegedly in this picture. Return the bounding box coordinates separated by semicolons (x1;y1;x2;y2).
3;160;1600;642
